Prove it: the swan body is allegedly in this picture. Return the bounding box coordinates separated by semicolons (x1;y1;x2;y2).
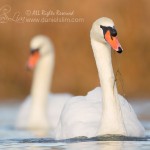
17;93;71;130
55;17;145;139
16;35;72;130
55;87;144;139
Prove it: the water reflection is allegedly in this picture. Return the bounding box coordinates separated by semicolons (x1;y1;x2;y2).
67;141;139;150
27;129;50;138
3;141;143;150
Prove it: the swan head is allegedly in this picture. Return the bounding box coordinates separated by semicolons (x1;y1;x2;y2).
90;17;123;53
27;35;54;69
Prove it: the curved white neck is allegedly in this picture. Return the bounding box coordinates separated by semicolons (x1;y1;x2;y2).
91;39;127;135
30;52;55;123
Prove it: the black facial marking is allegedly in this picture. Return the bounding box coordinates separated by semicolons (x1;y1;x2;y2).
111;27;117;37
30;49;39;54
100;25;117;37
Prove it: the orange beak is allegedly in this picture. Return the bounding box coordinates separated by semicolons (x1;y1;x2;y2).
27;51;40;70
104;30;123;53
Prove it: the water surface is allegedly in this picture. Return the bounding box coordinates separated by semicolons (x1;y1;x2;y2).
0;101;150;150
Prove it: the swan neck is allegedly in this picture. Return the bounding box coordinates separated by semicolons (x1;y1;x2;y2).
91;39;116;96
30;52;54;117
91;39;126;135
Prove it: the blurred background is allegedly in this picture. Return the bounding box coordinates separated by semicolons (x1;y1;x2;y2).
0;0;150;101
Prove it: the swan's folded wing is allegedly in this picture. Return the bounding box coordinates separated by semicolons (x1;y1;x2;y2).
47;93;72;129
16;96;31;128
55;87;103;139
119;95;145;137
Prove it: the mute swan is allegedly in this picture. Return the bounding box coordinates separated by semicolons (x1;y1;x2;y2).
55;17;145;139
16;35;72;130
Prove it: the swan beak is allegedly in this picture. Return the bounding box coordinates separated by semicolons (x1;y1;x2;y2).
27;51;40;70
104;30;123;53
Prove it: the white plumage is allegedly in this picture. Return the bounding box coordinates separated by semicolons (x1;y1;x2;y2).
55;17;145;139
16;35;72;130
17;93;71;130
55;87;144;139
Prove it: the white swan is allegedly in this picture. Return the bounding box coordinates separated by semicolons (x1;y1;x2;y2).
55;17;145;139
16;35;72;130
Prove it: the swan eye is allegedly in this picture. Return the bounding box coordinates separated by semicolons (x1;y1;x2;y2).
110;27;117;37
30;49;39;54
100;25;117;37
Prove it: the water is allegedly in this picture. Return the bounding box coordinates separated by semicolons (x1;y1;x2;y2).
0;101;150;150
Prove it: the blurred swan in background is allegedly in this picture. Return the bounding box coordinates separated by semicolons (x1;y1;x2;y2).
16;35;72;131
55;17;145;139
